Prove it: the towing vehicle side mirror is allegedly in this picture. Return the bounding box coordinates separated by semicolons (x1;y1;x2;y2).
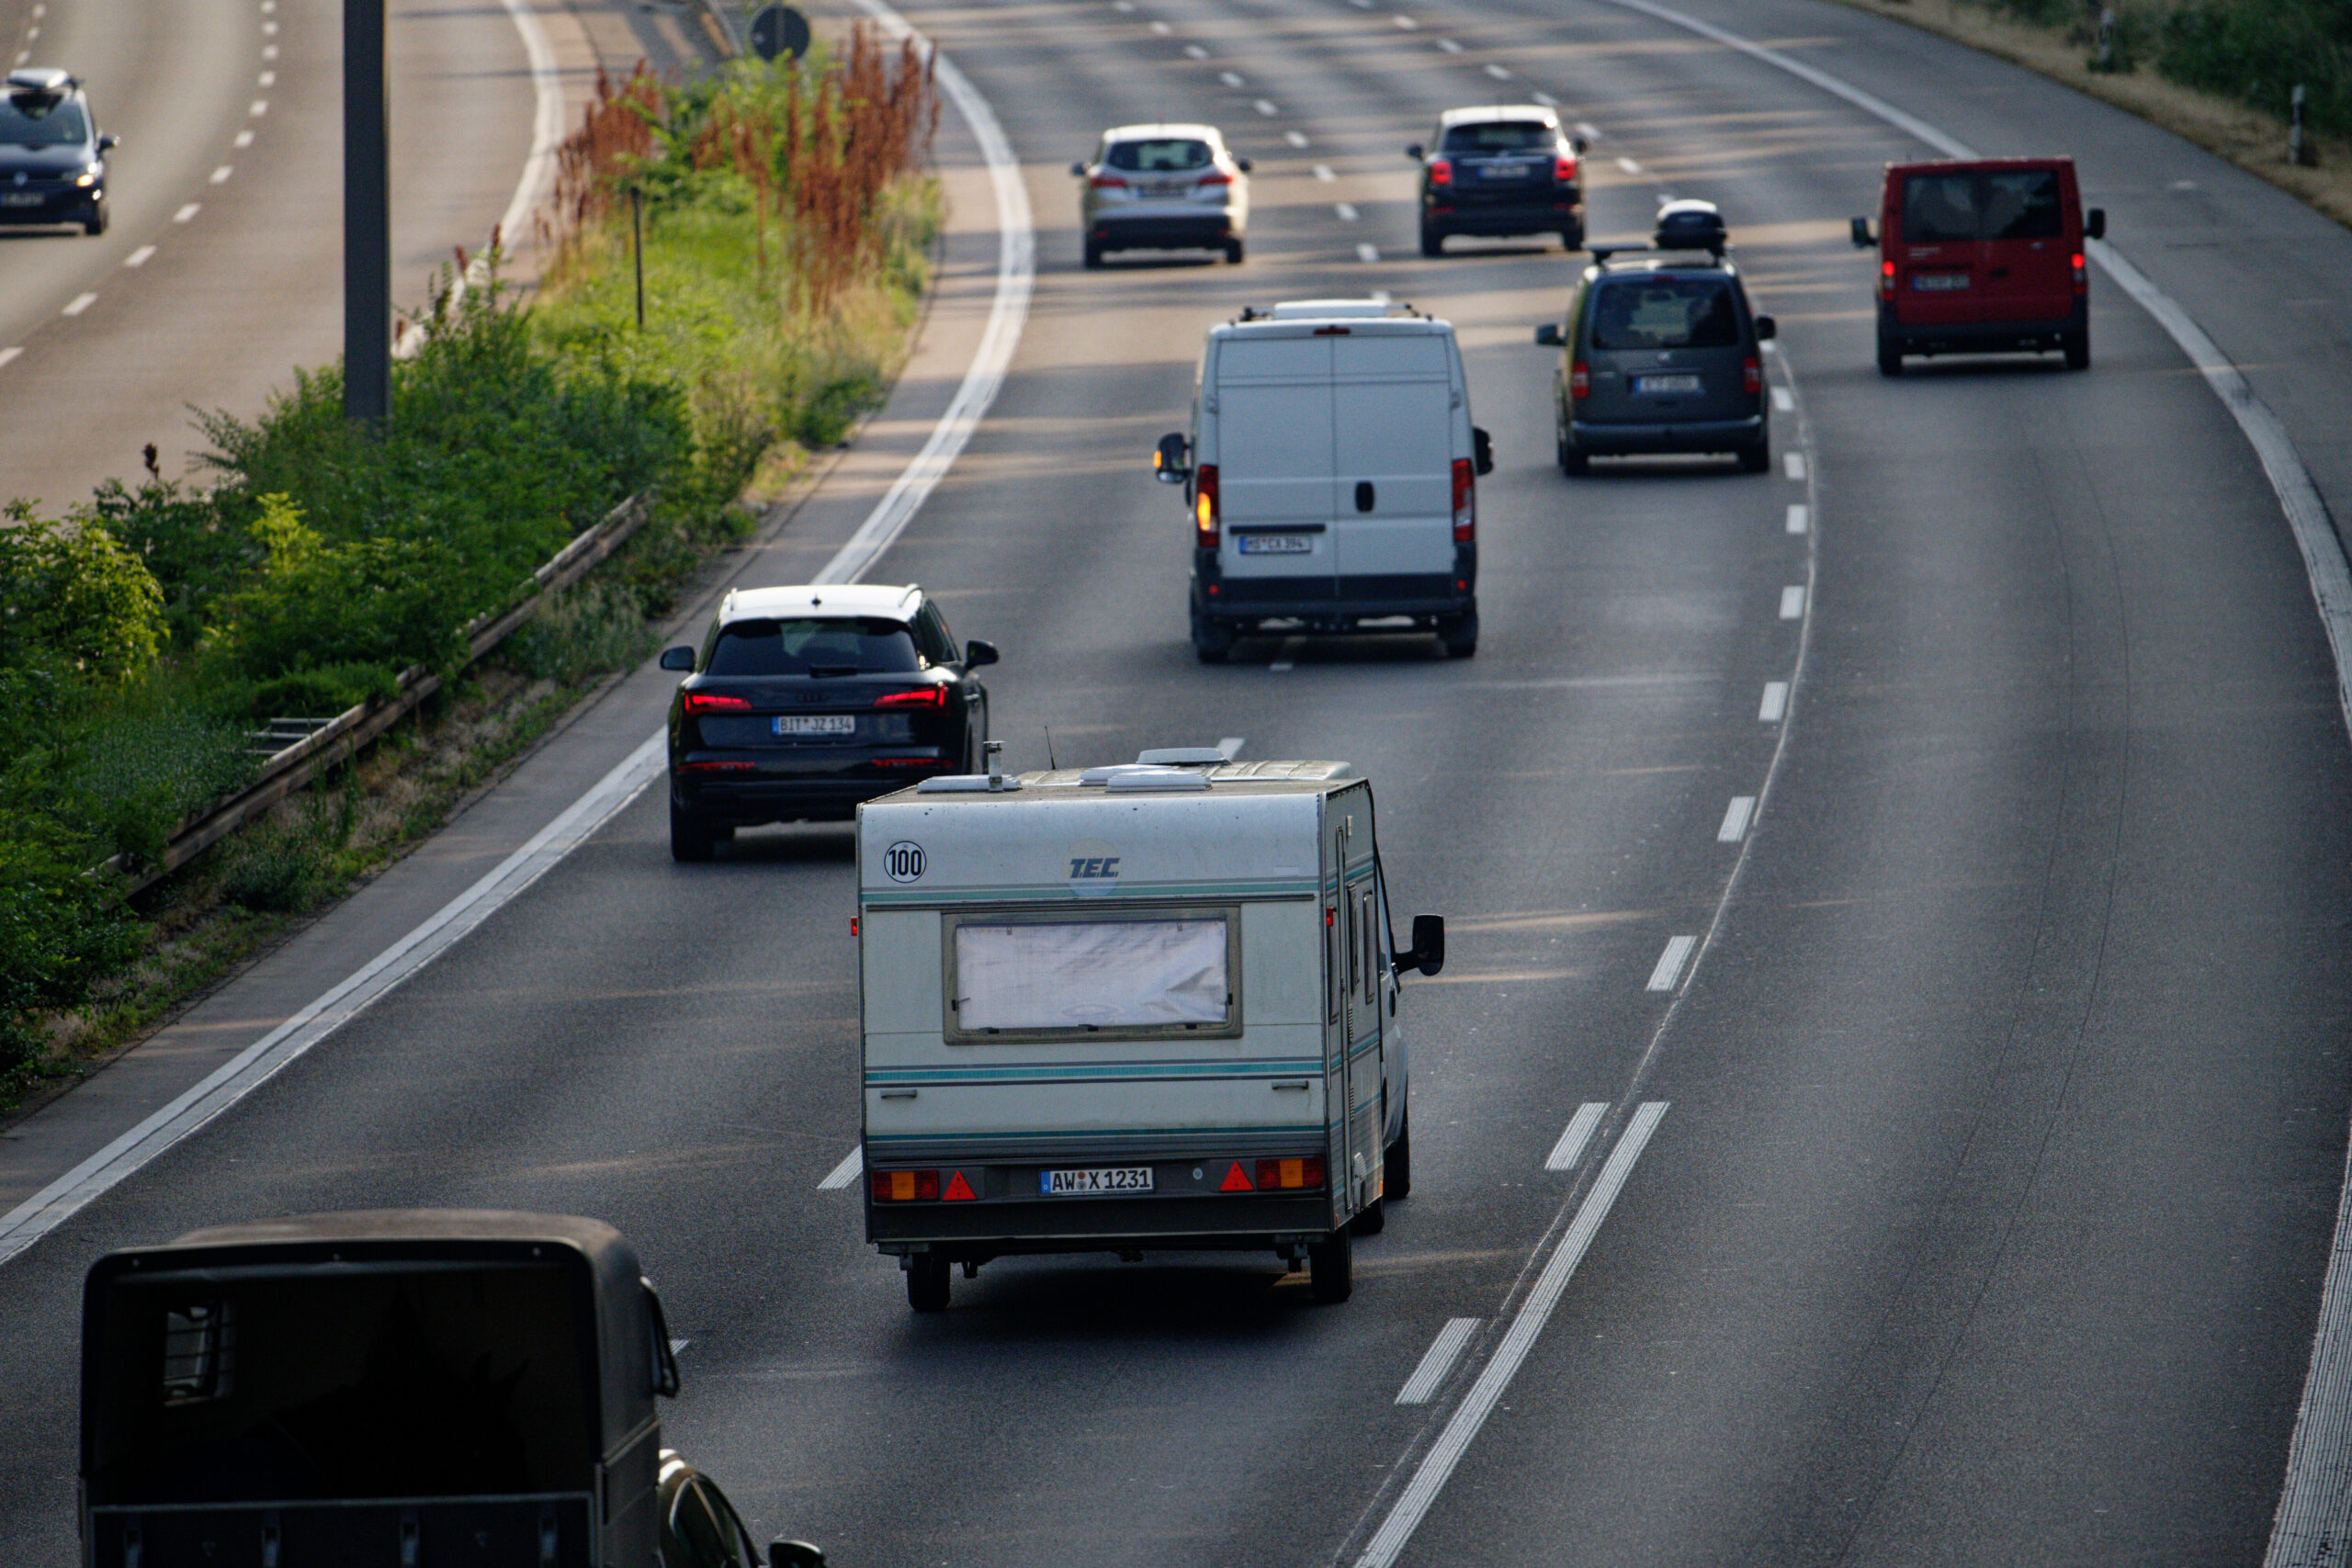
1533;321;1563;347
1472;427;1494;477
1400;913;1445;976
1849;216;1874;249
1236;156;1253;173
2086;207;2106;241
964;637;1000;669
1069;160;1087;177
1405;143;1423;161
1572;135;1589;154
660;646;696;671
1153;431;1191;483
97;132;118;152
770;1543;828;1568
1753;314;1777;342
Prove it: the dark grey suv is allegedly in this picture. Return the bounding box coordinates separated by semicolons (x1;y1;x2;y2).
1;69;113;235
1408;106;1585;256
1533;206;1775;473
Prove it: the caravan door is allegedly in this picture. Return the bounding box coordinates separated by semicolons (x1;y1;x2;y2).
1324;791;1383;1216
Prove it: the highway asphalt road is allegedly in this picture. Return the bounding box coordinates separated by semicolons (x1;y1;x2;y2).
6;0;2352;1563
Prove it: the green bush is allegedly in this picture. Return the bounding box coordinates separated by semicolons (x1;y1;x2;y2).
2162;0;2352;136
508;578;660;687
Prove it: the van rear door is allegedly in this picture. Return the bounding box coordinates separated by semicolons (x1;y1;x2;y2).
1330;333;1456;586
1214;333;1337;584
1890;167;1982;330
1974;164;2074;325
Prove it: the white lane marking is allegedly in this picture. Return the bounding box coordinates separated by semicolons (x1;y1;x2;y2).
29;5;42;17
818;1146;865;1190
174;202;200;222
259;70;276;85
1530;89;1555;107
1645;936;1695;993
1349;0;1370;7
1576;119;1600;140
668;1337;690;1355
1254;97;1279;116
1113;0;1132;11
249;99;266;115
1369;289;1390;304
1353;1104;1668;1568
0;732;670;1269
234;130;254;148
122;245;156;268
1314;162;1335;181
11;51;26;64
260;1;275;11
1717;795;1756;843
1780;585;1805;619
1335;201;1359;221
1543;1102;1608;1171
1356;243;1379;264
1771;385;1793;412
210;165;233;183
262;19;277;33
0;348;20;369
1483;62;1510;79
1219;69;1243;85
0;0;1034;1275
1393;13;1418;27
1216;736;1245;760
263;44;278;60
488;0;563;264
1286;130;1310;149
61;292;96;316
1436;37;1461;52
1615;155;1642;175
1396;1317;1480;1404
1184;42;1208;58
1759;681;1788;722
1149;17;1170;32
1783;450;1807;480
1786;502;1808;536
23;24;37;39
1270;660;1295;672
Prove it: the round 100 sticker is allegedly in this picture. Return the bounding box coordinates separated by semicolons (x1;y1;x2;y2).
883;841;926;883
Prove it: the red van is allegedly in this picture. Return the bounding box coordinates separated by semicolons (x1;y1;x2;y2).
1852;157;2105;375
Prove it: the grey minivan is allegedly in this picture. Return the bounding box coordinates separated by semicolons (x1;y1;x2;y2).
1534;220;1775;474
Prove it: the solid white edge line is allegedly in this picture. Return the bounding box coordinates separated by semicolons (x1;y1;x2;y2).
0;347;20;368
1543;1101;1608;1172
817;1146;865;1190
1396;1317;1481;1404
1717;795;1755;843
1645;936;1694;993
1759;681;1789;722
1354;1104;1667;1568
492;0;565;254
0;3;1032;1272
1592;6;2352;1560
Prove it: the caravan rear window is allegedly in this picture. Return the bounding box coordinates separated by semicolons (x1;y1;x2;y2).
946;912;1241;1041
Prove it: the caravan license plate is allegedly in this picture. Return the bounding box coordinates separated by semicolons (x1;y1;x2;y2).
774;715;855;737
1041;1166;1155;1195
1238;534;1313;554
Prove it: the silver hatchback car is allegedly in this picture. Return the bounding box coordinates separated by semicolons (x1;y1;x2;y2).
1070;123;1250;267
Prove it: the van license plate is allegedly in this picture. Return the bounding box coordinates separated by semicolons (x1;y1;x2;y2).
1238;534;1313;554
775;715;856;736
1041;1167;1155;1195
1913;273;1971;290
1635;374;1702;395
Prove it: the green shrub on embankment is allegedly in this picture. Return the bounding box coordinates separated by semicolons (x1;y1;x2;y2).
0;34;939;1090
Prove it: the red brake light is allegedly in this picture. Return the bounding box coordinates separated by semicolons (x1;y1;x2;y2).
870;1169;941;1201
1090;173;1127;189
1428;156;1452;186
1254;1157;1327;1190
1451;457;1475;545
1194;463;1220;550
681;689;751;713
1743;356;1762;395
2072;251;2086;292
1554;154;1577;182
875;686;947;708
1199;170;1233;186
1569;361;1590;400
1880;258;1895;300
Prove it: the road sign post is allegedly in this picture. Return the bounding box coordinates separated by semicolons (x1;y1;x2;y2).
344;0;390;425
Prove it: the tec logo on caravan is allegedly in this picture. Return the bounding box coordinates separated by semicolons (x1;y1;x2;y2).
1068;839;1121;897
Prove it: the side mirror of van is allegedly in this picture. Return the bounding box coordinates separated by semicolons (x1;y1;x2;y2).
1471;428;1494;478
2086;207;2106;241
964;637;1000;670
1533;322;1564;348
1069;160;1087;178
660;646;696;671
1398;914;1445;977
1849;216;1874;249
1753;314;1776;342
1405;143;1424;162
1153;431;1191;483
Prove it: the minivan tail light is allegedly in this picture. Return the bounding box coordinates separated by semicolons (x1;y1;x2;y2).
1428;157;1452;186
1569;361;1589;400
1743;356;1762;395
681;689;752;713
1554;154;1577;183
874;687;947;708
1198;170;1233;186
1451;457;1475;545
1194;463;1220;550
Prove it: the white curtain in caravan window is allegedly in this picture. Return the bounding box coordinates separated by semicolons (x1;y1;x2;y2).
956;919;1228;1031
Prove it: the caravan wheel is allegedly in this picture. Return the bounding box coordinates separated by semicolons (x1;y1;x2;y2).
907;1254;951;1312
1308;1228;1353;1303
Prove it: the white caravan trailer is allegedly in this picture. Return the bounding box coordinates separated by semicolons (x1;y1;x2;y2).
855;749;1445;1311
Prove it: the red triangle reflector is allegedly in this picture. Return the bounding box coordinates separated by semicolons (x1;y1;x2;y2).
1218;1161;1254;1192
943;1170;978;1201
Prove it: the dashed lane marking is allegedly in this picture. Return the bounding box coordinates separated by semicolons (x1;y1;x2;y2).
818;1147;864;1190
1220;69;1243;85
123;245;155;268
1393;13;1417;26
1150;18;1170;33
1645;936;1695;993
1356;242;1379;263
1576;119;1600;140
1286;130;1309;148
1786;503;1807;536
1335;201;1358;220
1771;385;1793;412
1616;155;1642;175
1314;162;1335;181
1531;89;1555;107
174;202;200;222
1717;795;1756;843
210;166;233;183
1483;62;1510;79
62;292;96;316
0;348;20;369
1436;37;1461;52
1759;681;1788;722
1783;451;1807;480
234;130;254;148
1396;1318;1480;1405
1255;97;1279;116
259;71;276;85
1183;42;1207;57
1544;1102;1608;1171
1779;585;1805;619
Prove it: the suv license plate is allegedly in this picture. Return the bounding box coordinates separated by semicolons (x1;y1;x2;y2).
1238;534;1313;555
1913;273;1971;290
1041;1167;1155;1195
1636;373;1702;395
775;715;856;737
1480;164;1532;179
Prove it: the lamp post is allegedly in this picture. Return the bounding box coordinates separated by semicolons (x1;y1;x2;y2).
344;0;390;423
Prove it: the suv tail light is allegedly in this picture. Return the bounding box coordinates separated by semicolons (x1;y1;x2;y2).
1451;457;1475;545
681;689;751;714
1427;156;1452;186
1554;153;1577;183
1569;361;1590;400
875;687;947;708
1743;356;1762;395
1194;463;1220;550
1090;173;1127;189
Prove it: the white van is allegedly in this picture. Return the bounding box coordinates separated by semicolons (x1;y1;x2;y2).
1154;300;1493;662
855;748;1446;1311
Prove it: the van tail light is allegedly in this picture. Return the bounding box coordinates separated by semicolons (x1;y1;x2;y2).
1880;259;1895;301
1199;170;1233;186
1194;463;1220;550
1451;457;1475;545
1569;361;1590;400
2072;251;2086;292
1255;1156;1327;1190
1428;157;1452;186
1743;357;1762;395
871;1169;941;1201
874;687;947;708
1090;173;1127;189
1554;154;1577;183
681;689;751;714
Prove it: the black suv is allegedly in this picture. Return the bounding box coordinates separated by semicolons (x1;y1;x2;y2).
1;69;113;235
1532;201;1776;474
1408;105;1584;257
661;583;998;861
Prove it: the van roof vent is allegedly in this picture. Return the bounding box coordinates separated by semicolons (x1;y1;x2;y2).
1268;299;1395;320
917;773;1022;793
1135;746;1227;767
1105;768;1211;792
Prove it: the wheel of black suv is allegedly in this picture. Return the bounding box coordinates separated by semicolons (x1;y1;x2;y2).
669;798;717;863
908;1254;951;1313
1309;1227;1354;1303
83;204;107;237
1419;222;1443;258
1083;239;1104;269
1385;1107;1413;1203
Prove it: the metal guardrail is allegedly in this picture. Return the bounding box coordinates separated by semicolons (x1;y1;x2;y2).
120;491;653;896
